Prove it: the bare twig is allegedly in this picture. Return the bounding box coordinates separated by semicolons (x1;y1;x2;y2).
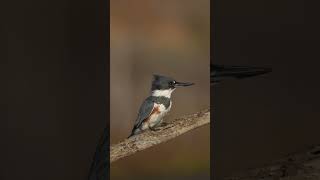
110;108;210;163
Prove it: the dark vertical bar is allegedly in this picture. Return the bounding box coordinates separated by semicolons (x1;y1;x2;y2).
4;0;109;179
210;0;214;179
88;0;110;179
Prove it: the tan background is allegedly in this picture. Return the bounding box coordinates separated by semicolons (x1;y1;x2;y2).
110;0;210;179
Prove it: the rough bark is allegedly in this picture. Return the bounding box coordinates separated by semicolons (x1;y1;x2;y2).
110;108;210;163
224;145;320;180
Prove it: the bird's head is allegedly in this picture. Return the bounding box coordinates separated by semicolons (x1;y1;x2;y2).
151;74;194;98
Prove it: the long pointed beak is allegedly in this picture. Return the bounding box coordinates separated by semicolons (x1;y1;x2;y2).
211;65;272;84
175;81;194;87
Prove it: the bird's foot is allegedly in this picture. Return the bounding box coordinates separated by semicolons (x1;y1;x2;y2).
149;126;161;131
159;122;168;127
161;124;174;130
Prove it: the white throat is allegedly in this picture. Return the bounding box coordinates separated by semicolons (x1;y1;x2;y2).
151;89;175;98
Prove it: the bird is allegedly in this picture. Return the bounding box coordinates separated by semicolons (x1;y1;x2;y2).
211;64;272;85
88;65;271;179
128;74;194;138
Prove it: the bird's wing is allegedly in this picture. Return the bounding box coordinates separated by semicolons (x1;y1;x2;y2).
134;97;155;129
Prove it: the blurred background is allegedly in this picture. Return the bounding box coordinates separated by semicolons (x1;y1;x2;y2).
212;0;320;179
110;0;210;179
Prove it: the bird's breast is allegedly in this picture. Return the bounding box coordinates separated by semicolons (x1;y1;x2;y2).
158;102;171;114
147;102;171;127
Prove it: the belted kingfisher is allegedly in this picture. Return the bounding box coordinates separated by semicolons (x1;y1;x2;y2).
211;64;272;85
88;65;271;179
128;74;194;138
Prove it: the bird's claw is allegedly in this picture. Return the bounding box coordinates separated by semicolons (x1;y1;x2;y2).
149;127;160;131
160;122;168;127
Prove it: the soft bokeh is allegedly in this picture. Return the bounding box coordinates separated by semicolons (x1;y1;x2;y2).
110;0;210;179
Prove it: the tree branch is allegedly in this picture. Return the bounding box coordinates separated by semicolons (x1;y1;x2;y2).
224;145;320;180
110;108;210;163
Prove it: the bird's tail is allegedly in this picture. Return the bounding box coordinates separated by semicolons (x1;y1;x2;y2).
127;132;135;138
127;127;141;138
211;64;272;84
127;127;136;138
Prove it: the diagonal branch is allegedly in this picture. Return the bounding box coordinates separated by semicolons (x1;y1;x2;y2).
110;108;210;163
